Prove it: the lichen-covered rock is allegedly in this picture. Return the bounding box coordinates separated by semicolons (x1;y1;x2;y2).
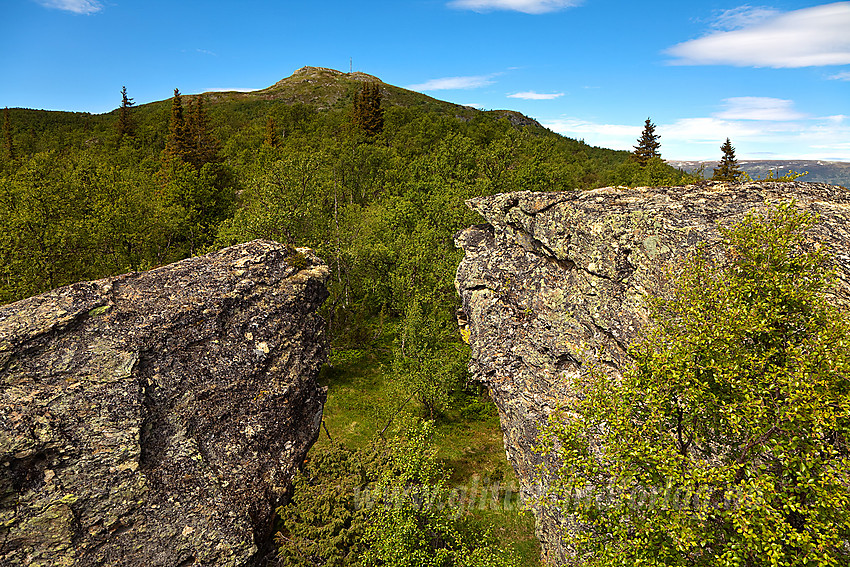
0;240;329;566
454;182;850;565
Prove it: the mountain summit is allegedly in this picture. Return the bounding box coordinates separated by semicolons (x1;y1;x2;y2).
204;66;544;127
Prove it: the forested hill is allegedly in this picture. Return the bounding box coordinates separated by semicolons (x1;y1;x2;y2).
0;64;692;308
4;66;545;155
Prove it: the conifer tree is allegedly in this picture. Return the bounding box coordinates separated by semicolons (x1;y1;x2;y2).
2;107;14;163
186;95;221;168
712;137;744;181
116;85;135;139
264;115;280;148
352;82;384;137
632;117;661;166
165;88;190;163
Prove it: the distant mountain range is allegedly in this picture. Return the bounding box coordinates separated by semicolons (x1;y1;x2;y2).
667;159;850;187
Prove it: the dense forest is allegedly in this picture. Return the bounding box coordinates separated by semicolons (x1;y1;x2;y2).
0;67;697;566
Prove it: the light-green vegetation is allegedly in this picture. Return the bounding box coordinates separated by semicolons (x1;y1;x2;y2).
288;346;540;566
541;203;850;566
364;421;516;567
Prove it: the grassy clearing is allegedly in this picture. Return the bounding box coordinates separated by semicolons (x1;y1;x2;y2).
313;345;542;567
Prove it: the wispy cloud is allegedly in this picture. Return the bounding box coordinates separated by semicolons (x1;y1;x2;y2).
829;70;850;80
34;0;103;14
508;91;564;100
540;117;641;149
715;97;807;121
659;117;778;145
709;5;778;30
666;2;850;67
196;49;217;56
405;74;497;91
447;0;582;14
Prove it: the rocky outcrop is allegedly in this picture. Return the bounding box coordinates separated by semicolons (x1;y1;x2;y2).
454;182;850;564
0;240;329;566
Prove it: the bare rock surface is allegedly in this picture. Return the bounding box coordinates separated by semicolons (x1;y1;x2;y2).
454;181;850;564
0;240;329;566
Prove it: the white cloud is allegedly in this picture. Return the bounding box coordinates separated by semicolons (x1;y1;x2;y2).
715;97;807;121
540;118;641;150
710;5;778;30
829;70;850;80
666;2;850;67
34;0;103;14
659;117;779;145
447;0;582;14
508;91;564;100
405;74;497;91
541;111;850;161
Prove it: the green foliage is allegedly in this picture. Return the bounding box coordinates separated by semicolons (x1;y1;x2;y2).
0;150;169;300
286;250;310;271
165;88;190;163
185;95;222;169
632;118;661;166
275;440;387;567
3;107;14;165
264;115;281;148
712;137;744;181
392;298;469;418
541;202;850;566
613;156;698;188
275;424;520;567
364;421;517;567
352;82;384;138
157;158;236;255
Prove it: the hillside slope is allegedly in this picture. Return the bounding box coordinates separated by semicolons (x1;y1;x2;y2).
4;66;549;153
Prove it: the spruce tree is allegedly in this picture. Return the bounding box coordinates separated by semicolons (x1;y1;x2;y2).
352;82;384;137
264;115;280;148
186;95;220;168
632;117;661;166
116;86;135;139
165;88;190;163
712;137;744;181
3;107;14;163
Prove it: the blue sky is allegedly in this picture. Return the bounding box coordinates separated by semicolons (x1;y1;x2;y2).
3;0;849;160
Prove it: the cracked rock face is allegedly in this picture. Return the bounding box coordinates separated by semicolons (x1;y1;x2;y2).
0;240;329;567
454;182;850;564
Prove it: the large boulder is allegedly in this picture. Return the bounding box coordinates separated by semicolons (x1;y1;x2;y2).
454;181;850;564
0;240;329;566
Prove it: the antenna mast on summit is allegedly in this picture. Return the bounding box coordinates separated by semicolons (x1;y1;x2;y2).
350;58;352;73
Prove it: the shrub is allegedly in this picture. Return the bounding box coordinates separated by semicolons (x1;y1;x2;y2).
541;202;850;566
